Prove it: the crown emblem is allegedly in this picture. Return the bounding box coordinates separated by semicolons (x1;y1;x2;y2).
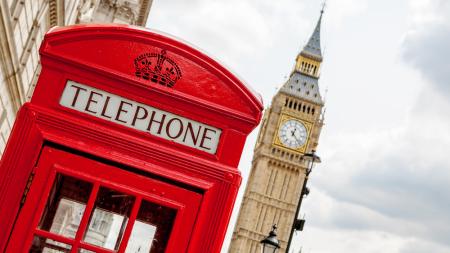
134;50;182;88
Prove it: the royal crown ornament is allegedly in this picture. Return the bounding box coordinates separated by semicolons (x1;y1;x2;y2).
134;49;182;88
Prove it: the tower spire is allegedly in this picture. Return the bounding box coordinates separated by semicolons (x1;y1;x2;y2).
280;7;326;105
301;7;324;61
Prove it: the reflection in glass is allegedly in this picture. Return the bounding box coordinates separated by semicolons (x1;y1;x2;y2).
30;236;71;253
78;249;96;253
38;174;93;238
125;221;156;253
125;200;176;253
50;199;86;238
83;187;135;250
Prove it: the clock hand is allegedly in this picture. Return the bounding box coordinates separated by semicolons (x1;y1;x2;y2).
294;131;303;141
291;128;297;137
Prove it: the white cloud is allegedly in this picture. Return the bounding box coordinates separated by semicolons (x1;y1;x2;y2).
297;226;407;253
402;0;450;96
408;0;448;25
148;0;308;70
298;225;450;253
326;0;369;29
295;83;450;252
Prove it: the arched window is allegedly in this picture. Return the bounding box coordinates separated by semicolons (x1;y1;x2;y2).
289;100;293;108
293;102;297;110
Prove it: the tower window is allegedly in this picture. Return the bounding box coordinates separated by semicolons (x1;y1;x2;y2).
303;82;307;86
312;108;315;115
307;106;311;114
306;91;310;95
285;98;288;106
294;102;298;110
289;100;293;108
297;88;301;92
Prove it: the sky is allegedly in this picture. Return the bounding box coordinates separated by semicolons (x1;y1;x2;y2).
147;0;450;252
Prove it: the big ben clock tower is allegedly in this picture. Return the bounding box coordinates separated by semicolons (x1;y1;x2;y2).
229;10;325;253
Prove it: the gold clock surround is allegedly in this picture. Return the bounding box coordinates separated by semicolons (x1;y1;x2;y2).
273;114;313;154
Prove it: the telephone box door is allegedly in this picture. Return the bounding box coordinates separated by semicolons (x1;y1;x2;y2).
7;146;202;253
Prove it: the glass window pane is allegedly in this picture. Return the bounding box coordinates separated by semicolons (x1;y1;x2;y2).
125;200;176;253
39;174;93;238
83;187;135;250
78;249;95;253
30;236;71;253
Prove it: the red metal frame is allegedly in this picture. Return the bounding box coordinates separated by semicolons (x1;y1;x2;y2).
8;147;201;253
0;24;263;252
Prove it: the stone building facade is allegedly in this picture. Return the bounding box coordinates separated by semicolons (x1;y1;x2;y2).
229;11;326;253
0;0;152;155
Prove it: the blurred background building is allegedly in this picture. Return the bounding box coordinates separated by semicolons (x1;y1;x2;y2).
0;0;152;155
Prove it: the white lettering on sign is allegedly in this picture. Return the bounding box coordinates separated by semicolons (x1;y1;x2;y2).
60;80;221;154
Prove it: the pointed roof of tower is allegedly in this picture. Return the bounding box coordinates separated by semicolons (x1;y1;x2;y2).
279;7;325;105
301;8;324;61
281;72;323;104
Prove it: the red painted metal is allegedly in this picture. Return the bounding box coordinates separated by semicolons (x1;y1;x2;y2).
8;147;201;252
0;24;263;252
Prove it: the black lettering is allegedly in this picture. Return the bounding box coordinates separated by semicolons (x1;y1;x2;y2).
182;122;202;145
200;128;217;150
69;84;87;107
147;111;166;134
100;96;112;118
85;91;102;114
131;105;148;126
115;100;133;123
166;118;184;139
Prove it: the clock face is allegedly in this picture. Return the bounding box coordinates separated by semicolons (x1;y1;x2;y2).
278;119;308;149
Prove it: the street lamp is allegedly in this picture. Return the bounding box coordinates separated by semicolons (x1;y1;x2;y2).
285;150;321;253
303;150;320;176
260;224;281;253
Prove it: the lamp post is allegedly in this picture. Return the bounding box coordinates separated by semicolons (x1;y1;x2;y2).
260;224;281;253
285;150;321;253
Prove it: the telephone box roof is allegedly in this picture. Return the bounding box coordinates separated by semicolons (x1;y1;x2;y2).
42;24;263;126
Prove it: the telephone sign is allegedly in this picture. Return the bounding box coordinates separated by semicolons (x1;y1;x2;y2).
60;80;221;154
0;25;262;253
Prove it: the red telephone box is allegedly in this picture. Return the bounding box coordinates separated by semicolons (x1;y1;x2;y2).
0;24;262;253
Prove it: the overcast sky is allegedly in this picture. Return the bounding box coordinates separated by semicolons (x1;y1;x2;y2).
147;0;450;252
